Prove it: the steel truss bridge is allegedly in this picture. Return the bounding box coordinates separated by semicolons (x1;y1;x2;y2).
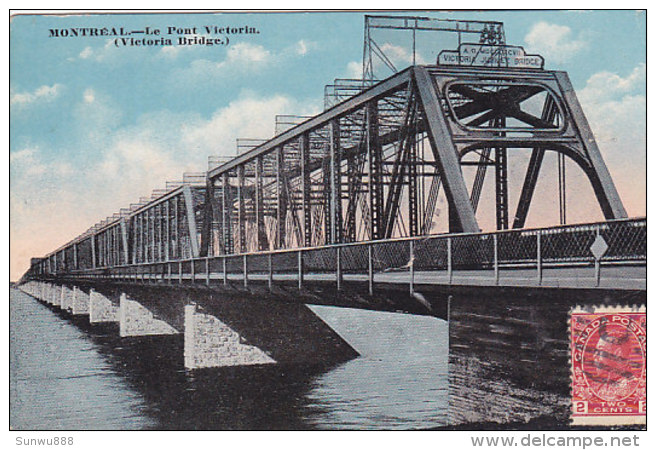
21;64;645;294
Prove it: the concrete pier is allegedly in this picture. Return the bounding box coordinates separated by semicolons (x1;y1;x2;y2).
89;289;119;324
71;286;90;315
50;283;61;307
190;290;359;369
119;293;179;338
184;304;274;369
60;285;75;313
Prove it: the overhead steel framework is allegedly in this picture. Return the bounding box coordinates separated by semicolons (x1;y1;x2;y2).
362;15;506;82
201;65;626;257
22;16;629;278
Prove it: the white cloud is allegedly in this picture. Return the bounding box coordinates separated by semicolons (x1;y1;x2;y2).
79;46;93;59
182;93;320;154
577;64;646;217
577;63;645;105
83;88;96;103
10;147;46;176
172;40;319;83
345;61;362;79
159;45;181;58
379;43;427;66
294;39;318;56
342;44;425;80
524;22;588;63
69;39;127;63
10;83;63;106
226;42;270;63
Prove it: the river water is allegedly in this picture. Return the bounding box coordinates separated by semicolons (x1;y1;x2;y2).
9;287;448;430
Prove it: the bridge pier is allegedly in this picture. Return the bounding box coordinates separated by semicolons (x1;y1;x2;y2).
68;284;359;370
89;289;119;324
119;293;179;338
49;283;61;307
184;304;274;369
71;286;90;315
188;290;358;370
60;285;75;313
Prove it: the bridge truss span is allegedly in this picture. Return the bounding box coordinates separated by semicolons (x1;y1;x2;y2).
23;64;638;292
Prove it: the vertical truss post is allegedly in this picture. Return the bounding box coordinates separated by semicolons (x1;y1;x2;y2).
493;234;499;285
409;240;415;294
73;243;78;270
131;217;137;264
165;200;170;261
367;101;384;240
135;215;140;263
346;155;358;242
276;148;287;248
268;253;273;290
200;179;215;257
408;133;419;237
594;224;601;286
494;116;508;230
447;237;452;284
120;218;129;265
173;196;179;259
368;244;374;295
558;153;567;225
150;207;156;262
323;158;332;245
143;212;148;262
222;173;233;255
237;166;246;253
536;231;542;285
146;208;152;262
329;119;343;244
243;254;248;288
297;250;303;289
157;204;163;261
495;147;509;230
91;236;96;269
300;133;312;247
336;246;342;290
255;156;268;251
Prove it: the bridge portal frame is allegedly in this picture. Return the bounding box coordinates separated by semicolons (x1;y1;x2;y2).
203;65;627;258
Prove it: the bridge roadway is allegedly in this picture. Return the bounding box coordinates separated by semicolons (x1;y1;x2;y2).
193;264;645;291
49;218;646;300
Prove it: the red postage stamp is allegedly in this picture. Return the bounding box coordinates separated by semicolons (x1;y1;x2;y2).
570;306;646;425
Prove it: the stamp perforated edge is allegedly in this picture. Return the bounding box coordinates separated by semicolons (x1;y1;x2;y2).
569;304;646;426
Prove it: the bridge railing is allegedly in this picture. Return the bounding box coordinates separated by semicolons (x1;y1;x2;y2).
30;218;645;287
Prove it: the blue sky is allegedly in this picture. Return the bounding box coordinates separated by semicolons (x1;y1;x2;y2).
9;10;646;279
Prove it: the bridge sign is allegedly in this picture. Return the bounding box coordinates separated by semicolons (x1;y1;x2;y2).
438;44;544;69
589;235;609;260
